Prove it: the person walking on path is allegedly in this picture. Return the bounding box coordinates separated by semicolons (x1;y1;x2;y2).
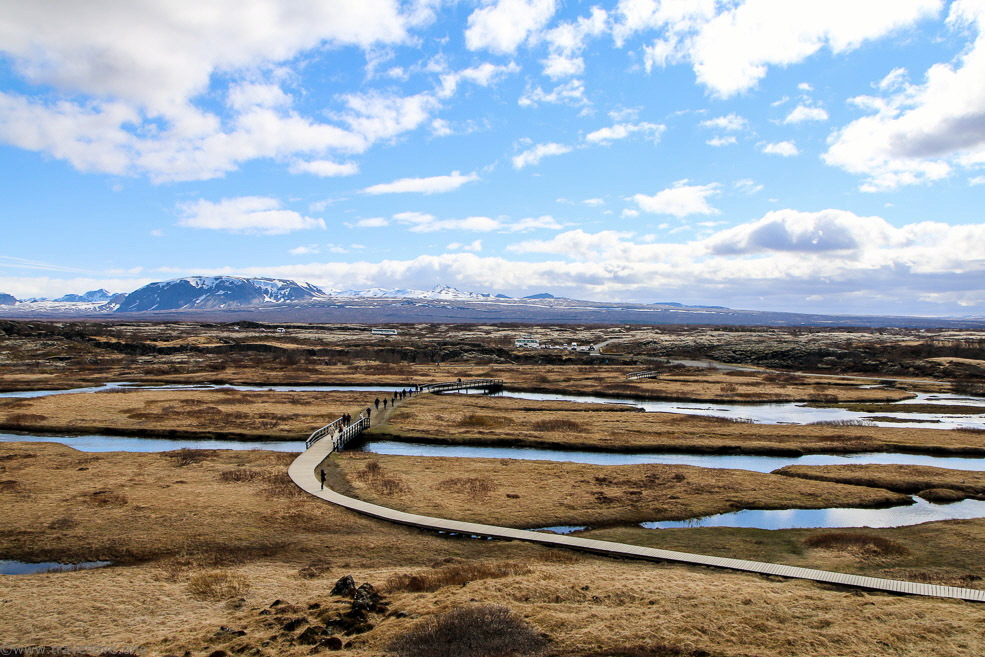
375;398;380;410
382;398;387;410
320;469;326;490
366;407;372;422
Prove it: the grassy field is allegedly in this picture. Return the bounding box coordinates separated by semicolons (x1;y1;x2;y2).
3;441;985;656
776;463;985;500
376;394;985;455
0;389;376;440
332;452;910;528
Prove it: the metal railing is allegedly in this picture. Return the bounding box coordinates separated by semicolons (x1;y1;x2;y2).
418;378;504;394
626;371;661;380
305;415;370;451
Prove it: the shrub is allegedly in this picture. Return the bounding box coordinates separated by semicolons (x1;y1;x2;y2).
218;468;264;483
385;561;529;593
529;418;585;433
169;448;212;467
718;383;738;394
387;604;546;657
802;532;910;557
187;570;251;600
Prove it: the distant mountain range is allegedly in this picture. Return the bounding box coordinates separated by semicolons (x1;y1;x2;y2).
2;275;984;329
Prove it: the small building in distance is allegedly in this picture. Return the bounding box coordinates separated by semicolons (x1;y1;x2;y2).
514;335;540;348
372;328;398;336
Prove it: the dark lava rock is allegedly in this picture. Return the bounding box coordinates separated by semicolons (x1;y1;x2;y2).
330;574;356;598
282;617;308;632
269;599;283;607
351;582;386;612
215;627;246;638
296;625;327;645
321;636;343;650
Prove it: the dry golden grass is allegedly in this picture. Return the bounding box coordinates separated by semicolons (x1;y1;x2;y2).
776;464;985;500
380;394;985;455
3;442;985;656
334;453;909;528
0;388;375;440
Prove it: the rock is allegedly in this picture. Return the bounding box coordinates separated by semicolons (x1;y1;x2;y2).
269;599;283;607
330;574;356;597
320;637;343;650
215;626;246;637
351;582;386;612
282;617;308;632
258;609;271;616
296;625;327;645
307;602;321;610
207;651;228;657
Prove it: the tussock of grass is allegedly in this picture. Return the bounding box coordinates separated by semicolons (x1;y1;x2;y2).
4;413;47;426
168;448;213;467
802;532;910;558
435;476;496;497
218;468;264;483
529;418;586;432
459;413;514;428
385;559;530;593
186;570;251;600
387;604;546;657
83;489;128;507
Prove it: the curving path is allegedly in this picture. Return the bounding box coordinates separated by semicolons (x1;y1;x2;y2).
288;385;985;603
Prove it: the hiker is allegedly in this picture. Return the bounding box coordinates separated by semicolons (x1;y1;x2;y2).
375;398;380;409
366;407;372;421
320;469;326;490
382;398;387;410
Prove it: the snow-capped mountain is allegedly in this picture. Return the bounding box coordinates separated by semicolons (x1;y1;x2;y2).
55;289;115;303
0;293;17;306
331;284;505;300
116;276;327;312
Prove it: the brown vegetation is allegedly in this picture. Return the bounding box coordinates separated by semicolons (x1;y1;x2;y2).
775;464;985;500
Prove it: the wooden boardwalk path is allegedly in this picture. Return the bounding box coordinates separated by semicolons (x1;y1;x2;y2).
289;387;985;603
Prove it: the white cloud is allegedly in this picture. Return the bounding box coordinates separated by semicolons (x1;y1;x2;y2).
290;245;319;255
706;136;737;147
621;208;640;218
448;239;483;252
784;105;829;123
823;1;985;191
465;0;558;54
585;122;665;144
393;211;561;233
351;217;390;228
438;61;520;98
798;82;814;92
518;79;589;107
541;7;608;79
630;180;721;217
362;171;479;195
734;178;764;195
763;140;799;156
583;198;605;206
699;113;748;131
177;197;325;235
970;175;985;185
619;0;941;98
289;160;359;177
512;142;573;169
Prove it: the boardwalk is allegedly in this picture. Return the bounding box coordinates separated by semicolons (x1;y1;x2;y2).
288;385;985;603
418;378;504;394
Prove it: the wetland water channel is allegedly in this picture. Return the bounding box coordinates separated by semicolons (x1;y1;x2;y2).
4;382;985;531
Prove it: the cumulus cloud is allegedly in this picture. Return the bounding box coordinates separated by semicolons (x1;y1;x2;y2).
0;1;437;181
824;1;985;191
512;142;573;169
465;0;558;54
362;171;479;195
541;7;609;79
289;160;359;177
351;217;389;228
699;113;748;131
177;197;325;235
437;61;520;98
763;140;799;156
706;136;737;147
518;79;589;107
630;180;721;217
623;0;942;98
784;104;829;123
585;122;665;144
393;211;561;233
447;239;483;252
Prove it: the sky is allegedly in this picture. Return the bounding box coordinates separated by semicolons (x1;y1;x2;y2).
1;0;984;317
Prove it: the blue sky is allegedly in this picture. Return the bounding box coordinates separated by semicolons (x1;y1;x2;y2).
1;0;984;316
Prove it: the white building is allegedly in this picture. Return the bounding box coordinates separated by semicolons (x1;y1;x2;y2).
514;335;540;348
